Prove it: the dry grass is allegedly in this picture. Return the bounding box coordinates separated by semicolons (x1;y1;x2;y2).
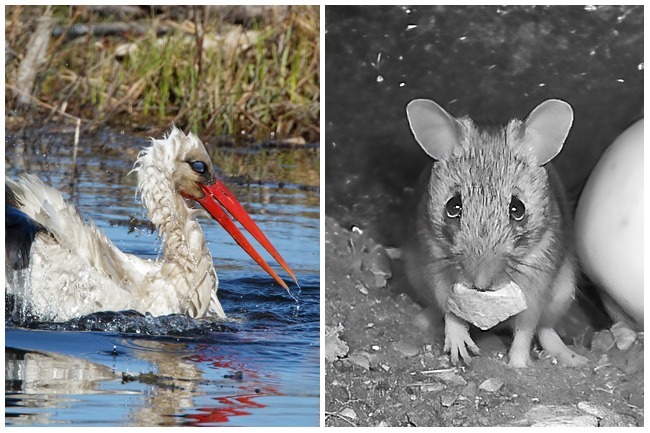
5;5;319;143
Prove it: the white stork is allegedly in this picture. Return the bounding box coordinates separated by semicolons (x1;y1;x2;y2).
5;126;298;322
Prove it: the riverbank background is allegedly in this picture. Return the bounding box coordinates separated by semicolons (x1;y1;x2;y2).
5;5;319;144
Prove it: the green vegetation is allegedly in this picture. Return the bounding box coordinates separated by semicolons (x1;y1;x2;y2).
5;5;319;143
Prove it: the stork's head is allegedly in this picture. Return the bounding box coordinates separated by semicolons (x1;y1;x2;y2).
136;126;298;291
169;131;217;201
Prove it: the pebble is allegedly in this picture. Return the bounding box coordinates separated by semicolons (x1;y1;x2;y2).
325;326;349;362
422;382;446;393
577;401;637;426
600;413;638;427
440;392;458;407
348;351;372;370
329;385;350;404
356;282;369;295
434;371;467;387
513;405;598;427
340;407;358;420
478;377;504;393
577;401;608;418
610;321;637;351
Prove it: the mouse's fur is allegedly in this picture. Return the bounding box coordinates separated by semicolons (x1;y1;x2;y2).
403;99;588;368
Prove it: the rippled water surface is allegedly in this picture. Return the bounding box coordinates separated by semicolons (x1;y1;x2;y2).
5;126;320;426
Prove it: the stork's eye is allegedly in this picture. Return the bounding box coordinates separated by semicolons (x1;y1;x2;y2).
190;161;207;174
509;195;525;221
445;193;462;219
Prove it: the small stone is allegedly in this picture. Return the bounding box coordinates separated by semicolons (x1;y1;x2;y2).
514;405;598;427
380;364;390;371
591;330;615;352
325;325;349;362
393;341;419;358
577;401;638;427
422;382;445;393
610;321;637;351
479;377;504;393
356;282;369;295
577;401;609;418
348;351;372;370
440;392;458;407
533;415;597;427
600;413;638;427
434;371;468;387
329;385;350;404
372;345;380;351
340;407;357;420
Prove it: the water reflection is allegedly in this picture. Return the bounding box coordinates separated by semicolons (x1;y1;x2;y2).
6;337;288;427
5;125;320;426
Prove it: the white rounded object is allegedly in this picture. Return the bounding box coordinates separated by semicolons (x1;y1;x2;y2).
574;118;644;326
447;282;527;330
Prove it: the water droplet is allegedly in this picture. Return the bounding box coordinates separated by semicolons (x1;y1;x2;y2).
584;5;597;12
538;83;546;87
459;36;467;41
617;78;625;83
351;225;363;235
399;82;406;87
406;24;418;31
637;63;644;70
376;75;384;83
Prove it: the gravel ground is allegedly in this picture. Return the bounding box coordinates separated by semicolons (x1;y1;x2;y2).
324;216;643;427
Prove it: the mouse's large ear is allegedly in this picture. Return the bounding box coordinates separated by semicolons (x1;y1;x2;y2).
406;99;460;160
523;99;574;166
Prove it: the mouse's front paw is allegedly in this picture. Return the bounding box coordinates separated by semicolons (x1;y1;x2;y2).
444;313;480;365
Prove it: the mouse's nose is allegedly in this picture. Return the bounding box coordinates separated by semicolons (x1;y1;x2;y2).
462;255;504;292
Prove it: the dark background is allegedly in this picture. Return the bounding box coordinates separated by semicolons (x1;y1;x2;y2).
325;5;643;245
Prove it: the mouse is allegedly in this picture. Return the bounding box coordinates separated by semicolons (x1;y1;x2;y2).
402;98;588;368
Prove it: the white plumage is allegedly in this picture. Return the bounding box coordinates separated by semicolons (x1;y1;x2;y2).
6;127;295;322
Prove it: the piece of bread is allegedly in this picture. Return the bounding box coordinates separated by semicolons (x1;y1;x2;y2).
447;282;527;330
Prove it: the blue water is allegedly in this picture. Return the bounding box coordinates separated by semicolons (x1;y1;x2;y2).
4;126;320;426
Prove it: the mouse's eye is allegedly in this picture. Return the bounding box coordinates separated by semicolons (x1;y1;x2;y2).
445;193;462;219
190;161;207;174
509;196;525;221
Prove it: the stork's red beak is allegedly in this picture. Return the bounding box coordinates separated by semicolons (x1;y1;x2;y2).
195;179;298;291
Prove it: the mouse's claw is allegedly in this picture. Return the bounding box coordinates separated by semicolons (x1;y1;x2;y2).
444;312;480;365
